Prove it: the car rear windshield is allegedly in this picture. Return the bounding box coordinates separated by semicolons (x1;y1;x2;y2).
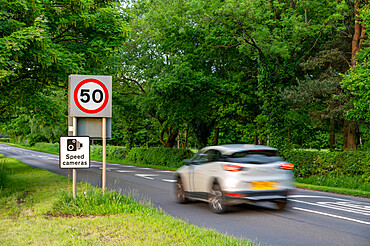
226;150;283;164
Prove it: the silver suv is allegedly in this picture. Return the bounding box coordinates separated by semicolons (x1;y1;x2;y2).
175;144;295;213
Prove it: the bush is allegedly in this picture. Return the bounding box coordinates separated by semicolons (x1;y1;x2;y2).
90;145;129;161
127;147;194;168
51;184;152;216
0;138;10;143
0;156;8;188
107;146;129;160
281;149;370;180
34;142;60;152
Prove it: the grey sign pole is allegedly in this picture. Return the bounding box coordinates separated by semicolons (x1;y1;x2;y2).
102;117;107;194
72;117;77;199
69;75;112;196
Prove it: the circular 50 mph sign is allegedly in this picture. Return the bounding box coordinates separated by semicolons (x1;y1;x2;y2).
69;75;112;117
74;78;109;114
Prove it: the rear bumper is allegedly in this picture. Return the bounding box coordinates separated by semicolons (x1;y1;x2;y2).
224;189;293;205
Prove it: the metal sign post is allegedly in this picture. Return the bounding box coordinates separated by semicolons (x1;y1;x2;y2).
59;134;90;199
73;117;77;199
68;75;112;194
102;117;106;194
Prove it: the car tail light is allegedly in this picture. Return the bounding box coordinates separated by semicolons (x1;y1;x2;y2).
226;193;244;197
223;164;244;171
279;163;294;170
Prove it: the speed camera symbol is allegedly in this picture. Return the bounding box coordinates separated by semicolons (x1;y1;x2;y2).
67;139;83;151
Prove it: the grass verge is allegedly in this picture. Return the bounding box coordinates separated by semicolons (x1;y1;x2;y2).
0;154;254;245
295;174;370;198
295;182;370;197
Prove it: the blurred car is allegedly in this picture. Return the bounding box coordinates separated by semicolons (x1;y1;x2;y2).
175;144;294;213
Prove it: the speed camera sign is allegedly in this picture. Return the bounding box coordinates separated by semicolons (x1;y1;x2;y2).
69;75;112;117
60;136;90;169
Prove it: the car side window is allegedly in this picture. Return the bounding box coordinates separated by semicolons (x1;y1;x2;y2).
191;152;208;165
205;150;221;163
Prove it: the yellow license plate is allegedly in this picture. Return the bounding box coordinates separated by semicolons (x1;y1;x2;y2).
251;181;277;190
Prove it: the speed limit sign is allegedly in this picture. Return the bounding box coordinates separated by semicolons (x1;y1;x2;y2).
69;75;112;117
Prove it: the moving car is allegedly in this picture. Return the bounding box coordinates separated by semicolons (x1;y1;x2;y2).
175;144;294;213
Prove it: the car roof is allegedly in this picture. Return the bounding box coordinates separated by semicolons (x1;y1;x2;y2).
200;144;278;155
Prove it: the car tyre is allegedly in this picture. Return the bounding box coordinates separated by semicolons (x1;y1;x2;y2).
209;183;227;214
176;177;189;204
275;198;288;211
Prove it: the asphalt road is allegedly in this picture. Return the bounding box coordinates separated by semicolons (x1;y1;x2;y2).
1;143;369;246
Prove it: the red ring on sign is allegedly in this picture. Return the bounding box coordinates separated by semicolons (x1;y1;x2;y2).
74;78;109;114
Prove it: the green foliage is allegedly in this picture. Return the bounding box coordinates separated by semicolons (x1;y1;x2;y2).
0;0;130;131
296;175;370;192
0;138;10;143
34;142;60;153
90;145;129;161
107;145;129;160
126;147;194;168
281;149;370;182
342;58;370;123
0;155;8;189
2;0;368;153
51;184;152;216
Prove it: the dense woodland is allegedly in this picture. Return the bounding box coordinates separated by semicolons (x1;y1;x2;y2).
1;0;370;151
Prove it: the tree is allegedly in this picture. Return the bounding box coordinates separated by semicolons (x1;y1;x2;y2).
282;75;345;149
191;0;347;147
0;0;130;122
342;1;369;135
340;0;369;150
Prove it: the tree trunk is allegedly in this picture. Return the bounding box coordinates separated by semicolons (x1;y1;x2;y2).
181;125;189;149
343;120;348;150
343;119;357;150
290;0;297;9
352;0;362;66
160;126;178;148
258;137;263;145
212;127;219;146
329;117;335;149
343;0;368;150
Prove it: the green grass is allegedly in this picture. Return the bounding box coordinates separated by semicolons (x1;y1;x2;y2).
295;182;370;197
296;175;370;191
296;175;370;198
0;154;254;245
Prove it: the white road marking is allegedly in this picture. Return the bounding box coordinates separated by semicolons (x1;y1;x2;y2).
162;179;177;183
99;167;120;170
157;170;174;173
290;199;370;216
293;207;370;225
317;201;370;215
116;170;134;173
289;195;351;202
135;174;159;180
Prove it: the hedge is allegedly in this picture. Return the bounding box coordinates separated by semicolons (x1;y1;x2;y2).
0;138;10;143
281;149;370;182
15;141;370;182
126;147;194;168
0;155;8;188
90;145;129;161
